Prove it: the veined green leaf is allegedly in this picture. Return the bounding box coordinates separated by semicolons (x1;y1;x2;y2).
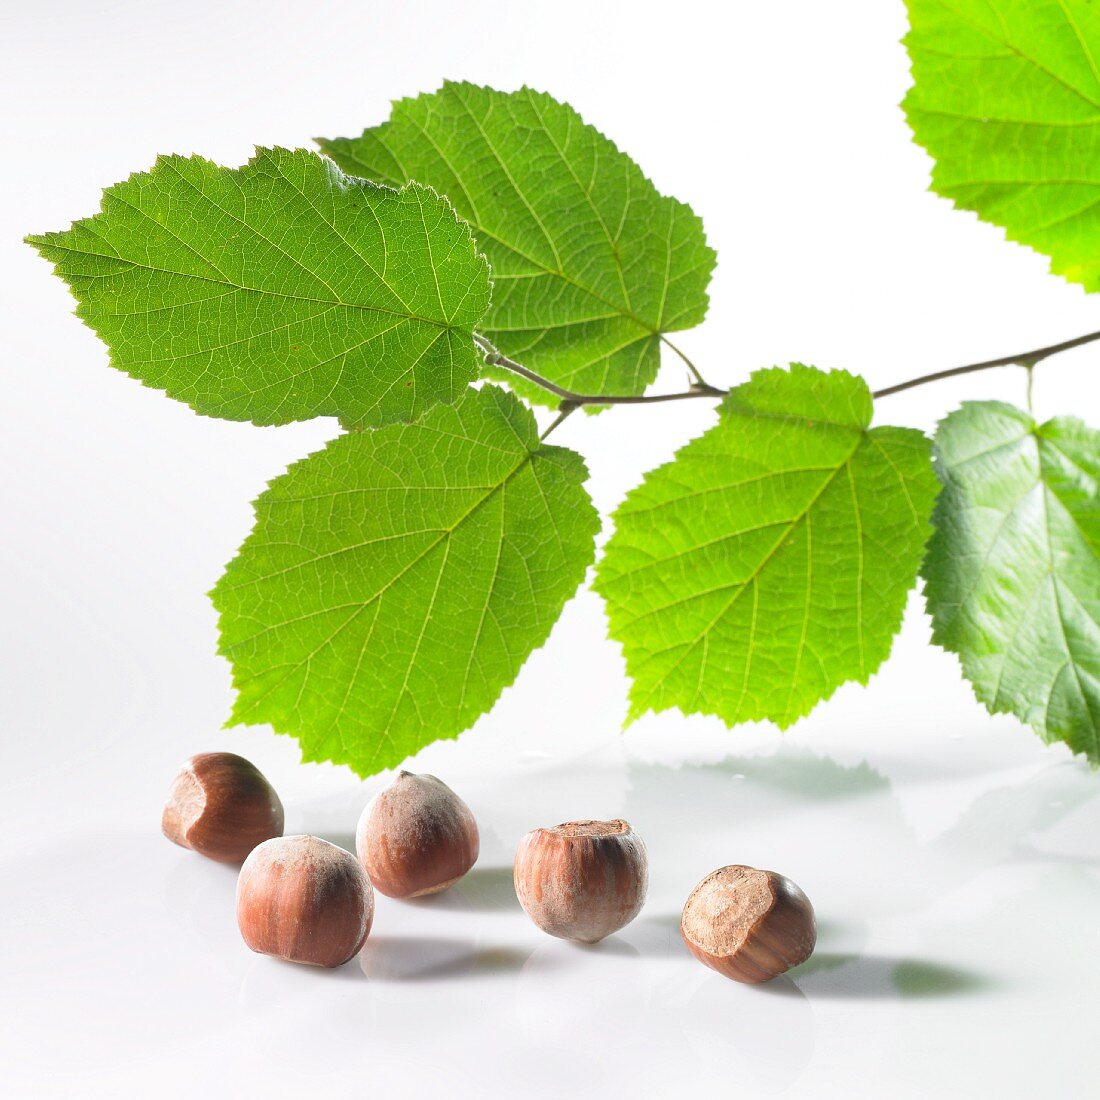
904;0;1100;290
595;365;938;729
212;386;599;776
923;402;1100;762
319;82;716;406
27;148;491;428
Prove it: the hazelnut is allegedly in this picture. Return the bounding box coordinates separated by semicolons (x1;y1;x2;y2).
236;835;374;967
162;752;284;863
356;771;479;898
514;819;647;943
681;865;816;983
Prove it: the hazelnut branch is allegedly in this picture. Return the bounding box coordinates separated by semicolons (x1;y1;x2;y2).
473;327;1100;414
474;333;725;406
870;327;1100;398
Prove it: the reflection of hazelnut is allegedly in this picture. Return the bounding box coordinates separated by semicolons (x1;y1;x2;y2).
681;865;816;983
514;819;647;943
236;836;374;967
356;771;479;898
162;752;284;863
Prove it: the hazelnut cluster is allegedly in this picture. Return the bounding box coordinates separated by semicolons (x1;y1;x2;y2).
163;752;815;981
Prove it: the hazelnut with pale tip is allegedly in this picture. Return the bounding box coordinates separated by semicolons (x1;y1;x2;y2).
356;771;480;898
236;835;374;968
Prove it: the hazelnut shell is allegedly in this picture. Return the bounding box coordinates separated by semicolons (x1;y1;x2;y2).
356;771;479;898
236;835;374;967
680;865;816;983
514;819;648;943
162;752;284;863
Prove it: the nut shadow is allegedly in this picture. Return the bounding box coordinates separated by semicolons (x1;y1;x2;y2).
360;935;526;981
638;912;681;933
784;953;992;1000
813;916;867;944
568;935;642;959
287;954;367;981
411;865;520;912
619;912;688;958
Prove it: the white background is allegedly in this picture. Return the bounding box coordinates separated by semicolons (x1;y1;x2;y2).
3;1;1099;1097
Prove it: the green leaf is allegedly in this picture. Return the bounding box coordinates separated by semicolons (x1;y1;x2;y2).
318;82;716;406
211;385;599;776
595;365;938;729
922;402;1100;762
26;148;491;428
904;0;1100;291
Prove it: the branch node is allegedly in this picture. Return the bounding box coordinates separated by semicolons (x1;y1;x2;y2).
690;381;724;397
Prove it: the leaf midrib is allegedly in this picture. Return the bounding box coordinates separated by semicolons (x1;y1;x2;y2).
1037;436;1100;751
223;443;540;721
629;438;863;720
928;0;1100;112
942;425;1100;751
32;238;462;332
334;105;686;346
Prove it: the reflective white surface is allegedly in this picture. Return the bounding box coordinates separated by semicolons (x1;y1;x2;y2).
3;706;1098;1098
4;2;1100;1097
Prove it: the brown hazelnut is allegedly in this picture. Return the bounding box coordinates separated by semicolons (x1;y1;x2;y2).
236;835;374;967
162;752;284;863
356;771;479;898
681;865;816;983
514;819;647;943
